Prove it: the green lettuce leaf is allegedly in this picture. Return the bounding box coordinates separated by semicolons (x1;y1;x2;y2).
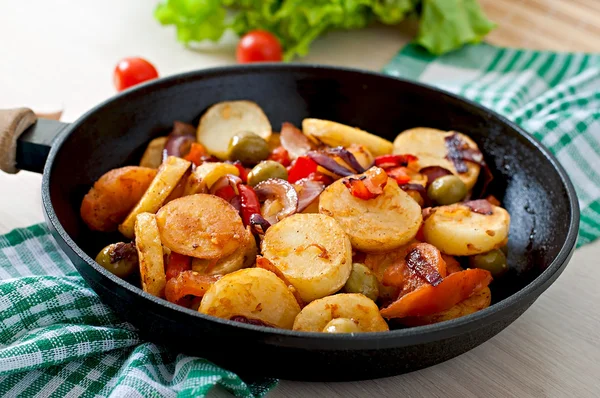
416;0;496;55
154;0;495;59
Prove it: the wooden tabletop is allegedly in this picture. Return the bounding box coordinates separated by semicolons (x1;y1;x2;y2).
1;1;599;397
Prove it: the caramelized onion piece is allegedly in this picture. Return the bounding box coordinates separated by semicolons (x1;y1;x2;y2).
230;316;273;327
171;121;196;137
326;147;365;173
280;122;313;160
164;271;220;304
254;178;299;224
249;213;271;234
165;135;195;158
405;243;445;286
307;151;354;177
445;133;485;173
419;166;453;187
209;174;242;196
295;179;325;212
464;199;493;215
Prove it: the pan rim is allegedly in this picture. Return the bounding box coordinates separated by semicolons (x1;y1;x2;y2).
41;63;580;347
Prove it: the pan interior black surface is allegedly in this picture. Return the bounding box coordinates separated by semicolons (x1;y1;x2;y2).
42;65;577;380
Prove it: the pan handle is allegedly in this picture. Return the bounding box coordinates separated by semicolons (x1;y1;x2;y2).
0;108;69;174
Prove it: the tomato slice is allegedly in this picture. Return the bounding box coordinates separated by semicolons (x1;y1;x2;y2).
380;268;492;319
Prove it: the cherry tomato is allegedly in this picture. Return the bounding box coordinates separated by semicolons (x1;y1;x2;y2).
113;57;159;92
236;30;283;63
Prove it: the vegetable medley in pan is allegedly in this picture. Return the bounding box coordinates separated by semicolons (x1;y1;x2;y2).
81;100;510;333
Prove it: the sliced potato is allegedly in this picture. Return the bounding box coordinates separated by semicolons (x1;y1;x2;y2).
197;101;272;159
134;213;166;297
192;162;239;189
140;136;168;169
293;293;389;333
319;175;422;252
119;156;191;239
156;194;246;259
199;268;301;329
393;128;481;190
81;166;157;232
261;213;352;302
401;287;491;326
302;119;393;157
191;226;257;275
422;203;510;256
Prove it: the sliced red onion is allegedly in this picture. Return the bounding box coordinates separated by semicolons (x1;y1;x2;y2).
171;121;196;137
254;178;299;224
280;122;312;160
295;179;325;212
326;147;365;173
400;183;429;206
445;133;486;173
249;213;271;234
209;174;242;195
419;166;453;188
165;135;195;157
306;151;354;177
464;199;493;215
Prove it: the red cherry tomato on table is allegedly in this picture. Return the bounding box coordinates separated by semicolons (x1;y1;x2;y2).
236;30;283;63
113;57;159;92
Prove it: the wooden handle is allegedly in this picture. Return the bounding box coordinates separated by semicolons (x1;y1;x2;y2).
0;108;37;174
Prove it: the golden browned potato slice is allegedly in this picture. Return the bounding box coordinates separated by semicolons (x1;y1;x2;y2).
81;166;157;232
197;101;272;159
293;293;389;333
135;213;166;297
401;287;492;326
191;162;239;189
319;176;422;253
119;156;191;239
302;119;393;157
140;136;168;169
261;213;352;303
191;227;257;276
199;268;301;329
156;194;246;259
423;202;510;256
393;128;481;190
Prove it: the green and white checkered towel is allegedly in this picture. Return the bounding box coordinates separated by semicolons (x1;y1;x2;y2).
384;44;600;247
2;43;599;398
0;224;276;397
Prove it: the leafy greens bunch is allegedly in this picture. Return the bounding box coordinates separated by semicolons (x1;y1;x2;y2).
155;0;496;60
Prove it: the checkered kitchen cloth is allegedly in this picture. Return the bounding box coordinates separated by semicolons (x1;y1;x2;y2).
0;224;276;397
384;43;600;247
1;43;599;398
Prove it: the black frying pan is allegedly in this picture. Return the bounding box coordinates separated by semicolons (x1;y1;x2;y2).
1;65;579;381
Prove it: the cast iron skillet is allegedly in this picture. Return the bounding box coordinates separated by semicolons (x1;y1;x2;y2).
2;65;579;381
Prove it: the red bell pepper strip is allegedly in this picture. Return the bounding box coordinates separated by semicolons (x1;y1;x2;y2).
374;154;418;169
386;167;412;185
164;270;219;304
238;184;261;226
232;161;249;183
183;143;207;166
380;268;492;319
268;146;291;167
213;185;237;203
165;252;192;281
288;156;318;183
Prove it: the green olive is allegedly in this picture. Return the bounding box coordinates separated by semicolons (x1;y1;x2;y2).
323;318;361;333
248;160;288;186
95;242;138;279
469;249;508;278
427;175;468;205
227;132;270;165
343;263;379;302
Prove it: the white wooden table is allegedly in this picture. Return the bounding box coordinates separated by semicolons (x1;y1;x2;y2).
1;2;599;397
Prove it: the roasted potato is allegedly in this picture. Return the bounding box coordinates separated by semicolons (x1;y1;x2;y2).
197;101;272;159
302;119;393;157
293;293;389;333
423;202;510;256
134;213;167;297
261;213;353;302
156;194;246;259
139;136;168;169
393;128;481;191
199;268;301;329
400;287;491;326
81;166;157;232
319;176;422;252
119;156;191;239
191;226;257;275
